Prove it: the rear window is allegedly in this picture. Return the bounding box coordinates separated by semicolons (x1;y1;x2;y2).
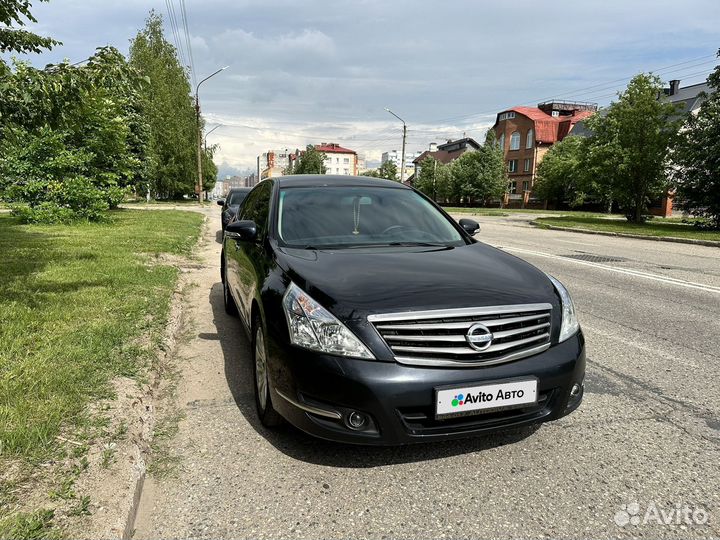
228;191;249;205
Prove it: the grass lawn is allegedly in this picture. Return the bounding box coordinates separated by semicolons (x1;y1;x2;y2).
535;216;720;242
0;209;203;462
444;207;622;218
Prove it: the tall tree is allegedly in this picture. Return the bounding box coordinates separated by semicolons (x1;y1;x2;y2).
584;74;681;222
129;11;198;198
290;145;327;174
673;51;720;229
0;47;149;222
0;0;59;56
450;135;507;205
534;136;587;207
413;156;443;199
361;160;397;180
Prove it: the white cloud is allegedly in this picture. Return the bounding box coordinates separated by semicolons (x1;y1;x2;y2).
5;0;719;175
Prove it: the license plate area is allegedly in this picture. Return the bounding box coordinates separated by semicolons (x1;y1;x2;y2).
435;378;538;419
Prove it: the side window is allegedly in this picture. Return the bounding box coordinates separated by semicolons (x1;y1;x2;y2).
238;182;272;235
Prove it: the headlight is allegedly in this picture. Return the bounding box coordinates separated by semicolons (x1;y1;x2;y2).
548;275;579;342
282;282;374;359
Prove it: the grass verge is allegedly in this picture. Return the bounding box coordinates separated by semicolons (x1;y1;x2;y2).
444;207;622;218
0;209;203;460
535;216;720;242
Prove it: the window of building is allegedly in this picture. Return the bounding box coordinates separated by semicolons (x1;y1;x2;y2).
343;168;349;175
510;132;520;150
343;157;349;164
335;157;339;164
498;133;505;151
498;111;516;121
508;159;517;173
526;129;534;148
522;180;530;192
508;181;517;194
551;110;560;117
524;158;531;172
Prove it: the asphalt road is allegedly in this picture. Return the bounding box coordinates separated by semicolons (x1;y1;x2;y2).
134;210;720;539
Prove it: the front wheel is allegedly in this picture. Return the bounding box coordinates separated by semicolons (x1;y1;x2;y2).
222;259;238;317
253;317;282;427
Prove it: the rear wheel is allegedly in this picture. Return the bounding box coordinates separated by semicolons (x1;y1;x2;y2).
252;317;282;427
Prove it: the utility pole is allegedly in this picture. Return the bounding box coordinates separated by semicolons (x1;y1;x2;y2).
195;66;229;202
385;108;407;183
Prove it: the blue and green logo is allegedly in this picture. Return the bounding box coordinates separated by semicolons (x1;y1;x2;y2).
451;393;465;407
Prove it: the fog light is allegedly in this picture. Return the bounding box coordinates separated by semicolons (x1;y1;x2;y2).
346;411;368;430
570;383;582;397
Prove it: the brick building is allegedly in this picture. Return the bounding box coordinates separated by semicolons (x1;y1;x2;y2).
492;101;596;206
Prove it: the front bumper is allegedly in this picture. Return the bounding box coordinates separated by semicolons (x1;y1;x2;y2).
266;329;585;445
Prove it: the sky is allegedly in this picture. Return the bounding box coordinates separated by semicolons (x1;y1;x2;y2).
5;0;720;177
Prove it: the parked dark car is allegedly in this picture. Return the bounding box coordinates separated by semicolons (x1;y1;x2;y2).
218;187;252;230
221;175;585;445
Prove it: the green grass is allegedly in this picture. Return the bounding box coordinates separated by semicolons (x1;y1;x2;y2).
122;198;205;205
442;208;509;216
0;509;62;540
535;216;720;242
0;210;203;461
444;207;622;218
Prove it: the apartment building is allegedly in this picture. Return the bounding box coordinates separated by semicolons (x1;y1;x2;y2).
492;101;596;204
316;143;358;175
381;149;423;179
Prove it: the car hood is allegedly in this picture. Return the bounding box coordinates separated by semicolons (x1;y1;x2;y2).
276;242;559;321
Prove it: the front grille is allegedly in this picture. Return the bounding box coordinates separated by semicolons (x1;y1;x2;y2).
368;303;552;367
397;389;556;435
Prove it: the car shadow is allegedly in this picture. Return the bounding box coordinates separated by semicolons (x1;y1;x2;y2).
208;283;539;468
215;229;223;244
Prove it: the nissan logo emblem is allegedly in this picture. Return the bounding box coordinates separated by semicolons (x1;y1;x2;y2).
466;323;494;351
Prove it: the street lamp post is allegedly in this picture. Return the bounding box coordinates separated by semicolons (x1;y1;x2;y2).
203;124;221;152
195;66;229;201
385;108;407;183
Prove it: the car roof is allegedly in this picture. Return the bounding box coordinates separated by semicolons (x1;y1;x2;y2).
275;174;410;189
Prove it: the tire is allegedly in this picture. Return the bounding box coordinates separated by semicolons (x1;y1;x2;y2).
222;260;238;317
252;316;283;427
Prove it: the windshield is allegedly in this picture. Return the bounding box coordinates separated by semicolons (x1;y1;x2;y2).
277;186;466;248
228;191;249;205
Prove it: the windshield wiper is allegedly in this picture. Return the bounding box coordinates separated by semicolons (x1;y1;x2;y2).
387;241;453;248
292;242;453;250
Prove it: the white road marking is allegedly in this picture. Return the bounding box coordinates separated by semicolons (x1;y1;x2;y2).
502;246;720;295
553;239;597;246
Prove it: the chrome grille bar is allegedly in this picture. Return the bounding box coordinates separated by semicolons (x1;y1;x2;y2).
369;303;553;368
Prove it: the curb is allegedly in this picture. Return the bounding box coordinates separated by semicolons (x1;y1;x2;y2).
531;222;720;248
122;450;146;540
119;215;207;538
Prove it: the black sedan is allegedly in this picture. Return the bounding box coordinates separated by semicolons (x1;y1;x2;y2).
218;187;252;230
221;175;585;445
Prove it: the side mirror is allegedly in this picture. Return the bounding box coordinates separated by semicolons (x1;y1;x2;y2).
459;218;480;236
225;220;257;242
217;199;225;206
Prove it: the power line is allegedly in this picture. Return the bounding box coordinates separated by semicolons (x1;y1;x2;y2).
179;0;197;88
418;52;718;126
164;0;187;70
